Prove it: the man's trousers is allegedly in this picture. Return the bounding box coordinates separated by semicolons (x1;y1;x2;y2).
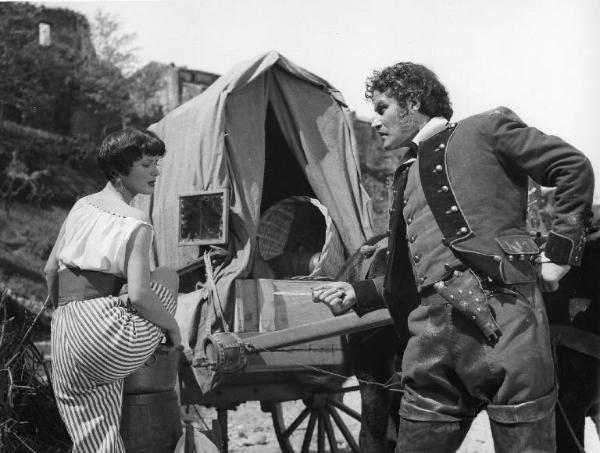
395;282;556;452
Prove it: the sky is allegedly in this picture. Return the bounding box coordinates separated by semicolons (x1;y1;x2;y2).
38;0;600;185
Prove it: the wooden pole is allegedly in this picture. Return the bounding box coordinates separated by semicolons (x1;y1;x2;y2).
245;308;392;352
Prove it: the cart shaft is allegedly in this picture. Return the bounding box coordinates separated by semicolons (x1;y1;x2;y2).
245;308;392;351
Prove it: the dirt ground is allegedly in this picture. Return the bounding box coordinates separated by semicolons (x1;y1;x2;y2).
184;377;600;452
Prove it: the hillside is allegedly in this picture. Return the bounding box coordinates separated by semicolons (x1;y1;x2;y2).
0;201;67;302
0;122;103;314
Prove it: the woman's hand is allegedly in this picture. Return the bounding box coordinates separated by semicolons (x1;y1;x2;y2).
312;282;356;316
164;326;182;352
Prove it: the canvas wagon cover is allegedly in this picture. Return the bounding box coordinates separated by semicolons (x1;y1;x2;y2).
134;51;373;335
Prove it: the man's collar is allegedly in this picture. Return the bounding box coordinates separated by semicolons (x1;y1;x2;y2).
412;117;449;147
397;152;416;171
393;117;450;169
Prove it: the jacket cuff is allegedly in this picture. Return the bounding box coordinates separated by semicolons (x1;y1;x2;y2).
545;231;585;266
352;277;384;317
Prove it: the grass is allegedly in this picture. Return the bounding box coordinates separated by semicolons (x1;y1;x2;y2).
0;291;71;452
0;201;67;305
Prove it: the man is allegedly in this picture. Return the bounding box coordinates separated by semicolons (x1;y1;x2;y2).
314;62;594;452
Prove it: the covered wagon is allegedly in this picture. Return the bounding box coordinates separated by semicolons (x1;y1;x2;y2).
133;51;392;452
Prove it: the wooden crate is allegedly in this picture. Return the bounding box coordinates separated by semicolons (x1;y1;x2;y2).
233;279;335;332
232;279;346;375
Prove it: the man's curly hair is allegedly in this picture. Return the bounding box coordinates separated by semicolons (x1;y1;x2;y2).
366;62;453;120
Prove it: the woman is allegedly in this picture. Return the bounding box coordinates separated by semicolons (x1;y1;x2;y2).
45;128;182;452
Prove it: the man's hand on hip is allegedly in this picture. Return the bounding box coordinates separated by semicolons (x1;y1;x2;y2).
538;261;571;292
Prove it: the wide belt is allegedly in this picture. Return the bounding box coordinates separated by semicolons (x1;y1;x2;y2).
58;267;125;306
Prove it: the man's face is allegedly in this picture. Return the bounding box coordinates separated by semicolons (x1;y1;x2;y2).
371;90;421;150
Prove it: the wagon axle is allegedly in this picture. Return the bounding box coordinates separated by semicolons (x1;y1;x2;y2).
193;332;249;373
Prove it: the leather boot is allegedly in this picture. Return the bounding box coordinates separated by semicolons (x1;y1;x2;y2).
394;417;471;453
489;410;556;453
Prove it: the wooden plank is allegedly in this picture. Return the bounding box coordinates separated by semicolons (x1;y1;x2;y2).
243;337;345;372
180;381;318;407
257;279;275;332
271;280;332;329
180;363;350;407
233;332;344;371
234;279;336;333
244;350;344;372
233;284;245;332
234;280;258;331
246;308;392;351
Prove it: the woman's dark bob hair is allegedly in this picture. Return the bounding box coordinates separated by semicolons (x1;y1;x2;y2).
366;62;453;120
97;128;166;181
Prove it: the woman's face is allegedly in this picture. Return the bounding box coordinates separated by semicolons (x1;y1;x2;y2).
120;154;161;197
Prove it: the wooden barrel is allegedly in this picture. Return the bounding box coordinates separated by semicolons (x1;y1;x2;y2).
124;346;182;394
120;390;182;453
267;251;321;277
257;196;345;278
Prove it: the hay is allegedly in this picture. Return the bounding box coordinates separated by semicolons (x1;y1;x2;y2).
0;290;70;452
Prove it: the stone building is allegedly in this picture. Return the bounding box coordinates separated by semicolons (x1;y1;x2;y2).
0;3;97;134
353;115;396;234
38;7;95;58
130;62;220;120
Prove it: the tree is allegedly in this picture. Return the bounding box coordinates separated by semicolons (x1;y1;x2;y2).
0;5;143;135
90;10;138;75
77;58;131;130
0;3;75;130
0;3;39;127
77;10;140;128
129;62;166;119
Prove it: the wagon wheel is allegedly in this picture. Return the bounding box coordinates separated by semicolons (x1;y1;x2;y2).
263;385;361;453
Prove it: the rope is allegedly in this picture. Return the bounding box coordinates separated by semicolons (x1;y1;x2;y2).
556;399;586;453
203;251;229;333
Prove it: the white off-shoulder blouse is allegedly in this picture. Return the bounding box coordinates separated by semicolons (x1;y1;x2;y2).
55;199;153;277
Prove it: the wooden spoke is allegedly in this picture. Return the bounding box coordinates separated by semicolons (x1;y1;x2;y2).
327;397;362;422
328;405;360;453
321;408;340;453
270;388;361;452
268;403;293;452
317;412;326;453
301;413;317;453
282;406;311;439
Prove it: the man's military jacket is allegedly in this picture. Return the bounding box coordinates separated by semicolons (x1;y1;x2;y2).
353;107;595;324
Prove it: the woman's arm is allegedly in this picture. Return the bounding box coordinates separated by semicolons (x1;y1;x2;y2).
44;246;60;306
125;224;180;343
44;222;66;306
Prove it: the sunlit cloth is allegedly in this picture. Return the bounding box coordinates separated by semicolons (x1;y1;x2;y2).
51;282;176;453
56;199;153;274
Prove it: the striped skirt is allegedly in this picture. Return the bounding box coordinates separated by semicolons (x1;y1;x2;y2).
51;282;177;453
